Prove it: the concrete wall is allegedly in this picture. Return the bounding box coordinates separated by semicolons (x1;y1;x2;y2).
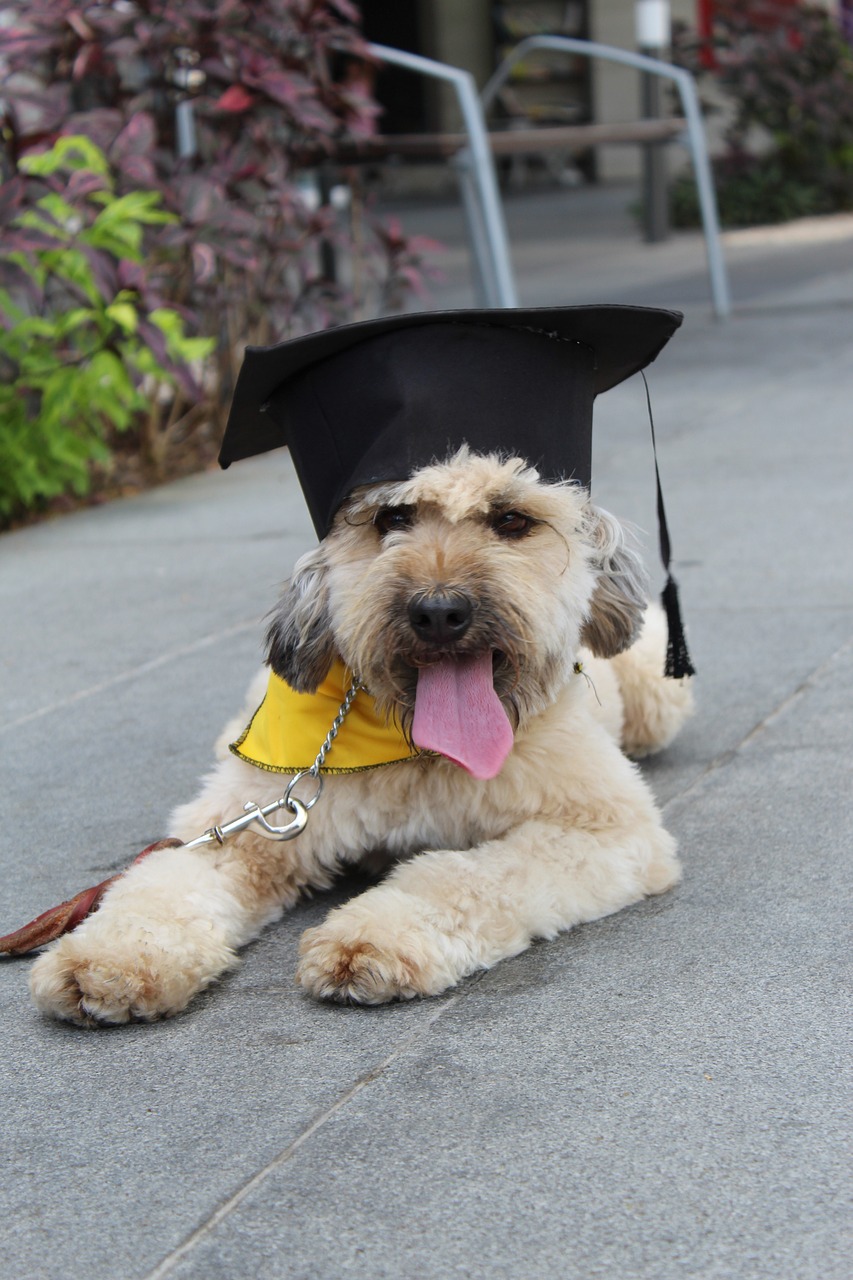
428;0;494;86
422;0;493;130
591;0;696;181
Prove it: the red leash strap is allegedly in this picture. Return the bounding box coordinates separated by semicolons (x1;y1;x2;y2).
0;838;183;957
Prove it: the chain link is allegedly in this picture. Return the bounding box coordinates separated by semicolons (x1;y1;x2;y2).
283;674;363;811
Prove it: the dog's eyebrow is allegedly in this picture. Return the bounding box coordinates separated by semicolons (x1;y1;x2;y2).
488;493;524;512
486;489;544;517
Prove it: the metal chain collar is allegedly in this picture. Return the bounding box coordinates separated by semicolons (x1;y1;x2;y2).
184;675;364;851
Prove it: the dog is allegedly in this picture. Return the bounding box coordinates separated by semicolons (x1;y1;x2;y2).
28;446;693;1026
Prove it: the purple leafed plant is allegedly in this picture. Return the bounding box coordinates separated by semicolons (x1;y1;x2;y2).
671;2;853;226
0;0;430;453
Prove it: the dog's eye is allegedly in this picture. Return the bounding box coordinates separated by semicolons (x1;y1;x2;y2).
492;510;535;538
374;506;414;536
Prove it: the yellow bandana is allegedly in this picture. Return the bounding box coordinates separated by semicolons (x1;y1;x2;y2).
230;660;421;775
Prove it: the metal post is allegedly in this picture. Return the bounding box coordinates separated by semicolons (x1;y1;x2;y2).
451;153;501;306
636;0;671;243
639;70;668;241
316;166;338;285
172;47;205;162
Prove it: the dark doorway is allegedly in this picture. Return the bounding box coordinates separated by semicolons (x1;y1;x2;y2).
359;1;430;133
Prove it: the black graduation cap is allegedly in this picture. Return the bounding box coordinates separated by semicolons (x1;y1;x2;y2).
219;305;694;677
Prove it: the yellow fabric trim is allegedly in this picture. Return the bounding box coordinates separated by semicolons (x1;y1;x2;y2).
230;661;421;775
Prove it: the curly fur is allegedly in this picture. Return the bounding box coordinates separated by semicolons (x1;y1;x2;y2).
29;449;694;1026
266;545;336;693
580;507;649;658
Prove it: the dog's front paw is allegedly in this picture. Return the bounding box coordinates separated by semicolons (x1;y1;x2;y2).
29;920;236;1028
296;896;462;1005
296;931;424;1004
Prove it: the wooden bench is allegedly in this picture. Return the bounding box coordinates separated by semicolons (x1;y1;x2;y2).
326;118;687;166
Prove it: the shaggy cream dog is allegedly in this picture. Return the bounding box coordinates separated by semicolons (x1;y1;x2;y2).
29;448;693;1026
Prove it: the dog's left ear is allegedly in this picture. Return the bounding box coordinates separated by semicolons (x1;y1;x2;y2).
265;546;336;692
580;507;649;658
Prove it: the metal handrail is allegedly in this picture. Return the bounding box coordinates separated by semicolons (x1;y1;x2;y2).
368;42;518;308
481;36;731;318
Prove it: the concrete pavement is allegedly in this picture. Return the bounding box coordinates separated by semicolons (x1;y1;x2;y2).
1;182;851;1279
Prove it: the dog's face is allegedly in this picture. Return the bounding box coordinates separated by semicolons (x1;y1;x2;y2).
267;449;648;731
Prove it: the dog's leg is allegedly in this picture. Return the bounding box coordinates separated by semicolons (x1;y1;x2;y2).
296;813;681;1004
28;762;334;1027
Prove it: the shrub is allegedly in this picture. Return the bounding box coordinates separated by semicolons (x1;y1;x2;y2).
671;2;853;227
0;1;429;451
0;136;213;523
670;153;830;230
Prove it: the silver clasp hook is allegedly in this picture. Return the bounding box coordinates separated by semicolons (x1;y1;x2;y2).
184;795;309;849
240;797;310;839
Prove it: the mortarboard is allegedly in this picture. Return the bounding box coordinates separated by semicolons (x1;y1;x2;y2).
220;304;678;536
219;305;694;678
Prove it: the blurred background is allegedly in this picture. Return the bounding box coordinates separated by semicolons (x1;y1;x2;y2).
1;0;852;528
2;11;852;1277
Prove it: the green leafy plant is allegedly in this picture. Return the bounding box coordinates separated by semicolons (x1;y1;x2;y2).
0;0;432;443
671;2;853;227
0;136;213;523
669;154;829;230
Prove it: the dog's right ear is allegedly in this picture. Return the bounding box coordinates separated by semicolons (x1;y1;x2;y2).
265;546;336;693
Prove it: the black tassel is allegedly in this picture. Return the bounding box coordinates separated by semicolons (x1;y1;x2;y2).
662;573;695;679
641;371;696;681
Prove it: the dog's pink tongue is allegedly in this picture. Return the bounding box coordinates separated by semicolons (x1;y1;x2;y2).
412;653;513;780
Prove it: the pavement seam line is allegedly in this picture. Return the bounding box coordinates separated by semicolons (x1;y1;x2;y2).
142;994;462;1280
0;620;260;736
663;631;853;816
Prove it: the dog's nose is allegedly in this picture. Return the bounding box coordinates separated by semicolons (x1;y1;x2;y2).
408;593;473;645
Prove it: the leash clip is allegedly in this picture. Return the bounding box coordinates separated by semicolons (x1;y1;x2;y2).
183;795;309;848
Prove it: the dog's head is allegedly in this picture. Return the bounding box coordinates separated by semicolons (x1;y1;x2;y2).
266;449;647;738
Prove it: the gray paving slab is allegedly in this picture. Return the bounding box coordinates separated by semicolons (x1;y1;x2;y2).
158;647;853;1280
1;184;851;1279
400;184;853;313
